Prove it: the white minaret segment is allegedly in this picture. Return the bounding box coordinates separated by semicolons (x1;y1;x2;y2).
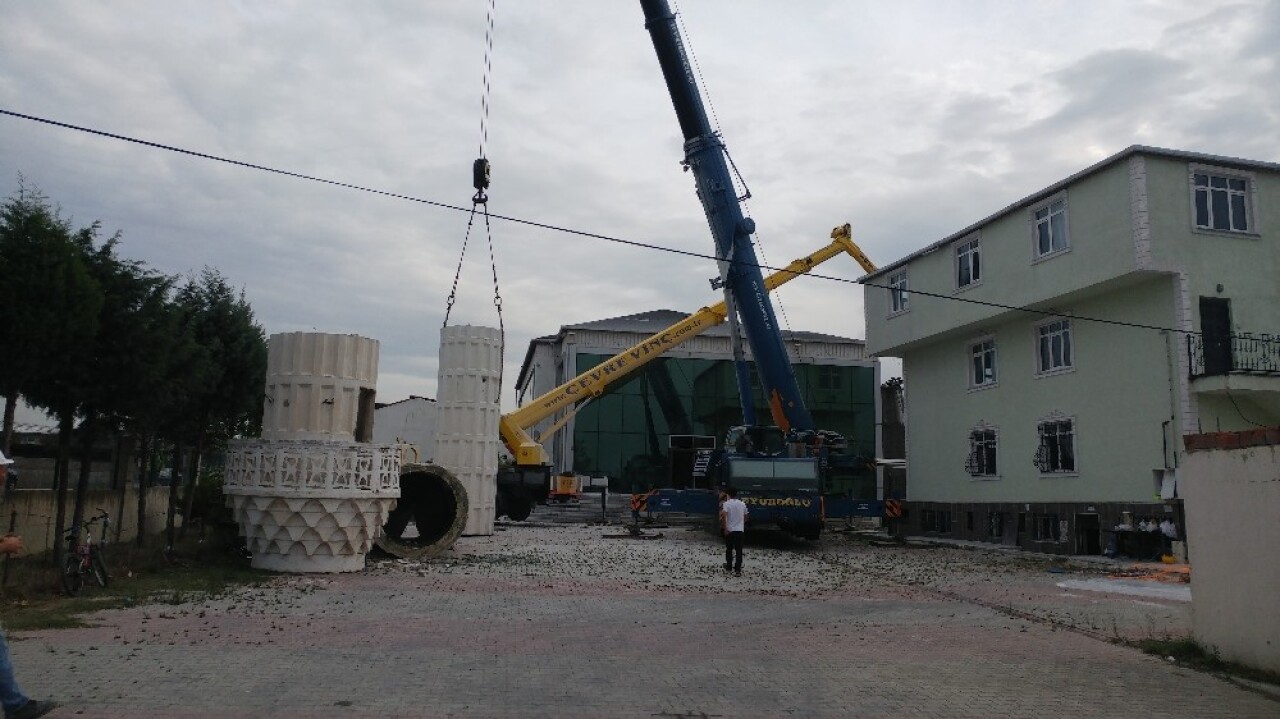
224;332;400;572
433;325;503;536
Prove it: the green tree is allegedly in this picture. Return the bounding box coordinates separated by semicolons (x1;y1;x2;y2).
0;181;104;562
0;180;99;454
69;223;195;547
168;269;267;546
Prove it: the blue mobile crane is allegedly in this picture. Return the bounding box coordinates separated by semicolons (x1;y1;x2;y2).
636;0;879;539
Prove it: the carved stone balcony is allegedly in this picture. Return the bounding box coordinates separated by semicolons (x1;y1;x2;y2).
224;439;399;573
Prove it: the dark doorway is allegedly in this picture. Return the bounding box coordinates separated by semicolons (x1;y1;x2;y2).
669;435;716;489
1200;297;1233;376
1075;513;1102;555
354;388;377;443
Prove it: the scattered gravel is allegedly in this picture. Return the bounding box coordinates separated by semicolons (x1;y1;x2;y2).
361;520;1190;641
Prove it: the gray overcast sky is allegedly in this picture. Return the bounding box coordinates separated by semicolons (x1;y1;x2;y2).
3;1;1277;420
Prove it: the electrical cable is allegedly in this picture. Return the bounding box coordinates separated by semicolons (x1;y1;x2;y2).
442;0;506;403
4;107;1278;347
1225;389;1269;428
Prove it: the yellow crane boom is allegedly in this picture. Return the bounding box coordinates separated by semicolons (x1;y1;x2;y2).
499;223;876;466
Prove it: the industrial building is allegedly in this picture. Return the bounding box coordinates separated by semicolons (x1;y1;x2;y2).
515;310;881;495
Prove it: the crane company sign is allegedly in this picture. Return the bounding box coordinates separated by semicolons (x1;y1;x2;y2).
538;314;713;412
742;496;813;508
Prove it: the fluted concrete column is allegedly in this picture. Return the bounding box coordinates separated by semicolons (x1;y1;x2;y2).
225;332;399;572
434;325;503;536
261;332;379;442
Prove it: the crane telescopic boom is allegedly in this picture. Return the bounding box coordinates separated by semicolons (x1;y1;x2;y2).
640;0;813;433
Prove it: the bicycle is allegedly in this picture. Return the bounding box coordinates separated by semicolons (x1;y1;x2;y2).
62;509;111;596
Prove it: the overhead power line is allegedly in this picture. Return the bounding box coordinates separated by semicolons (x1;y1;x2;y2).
1;108;1264;343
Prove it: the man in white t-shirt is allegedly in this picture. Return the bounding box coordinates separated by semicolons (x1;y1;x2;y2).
719;486;748;575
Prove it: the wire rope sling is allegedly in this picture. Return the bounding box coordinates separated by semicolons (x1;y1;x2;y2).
441;0;507;400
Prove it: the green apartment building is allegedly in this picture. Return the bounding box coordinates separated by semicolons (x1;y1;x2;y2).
863;146;1279;554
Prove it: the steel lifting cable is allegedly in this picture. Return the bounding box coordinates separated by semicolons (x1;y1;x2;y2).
675;1;791;335
440;0;499;330
441;0;506;399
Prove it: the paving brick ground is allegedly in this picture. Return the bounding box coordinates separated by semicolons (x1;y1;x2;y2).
6;519;1276;718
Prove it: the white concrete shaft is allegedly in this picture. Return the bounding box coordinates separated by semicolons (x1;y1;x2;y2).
434;324;503;536
262;332;379;442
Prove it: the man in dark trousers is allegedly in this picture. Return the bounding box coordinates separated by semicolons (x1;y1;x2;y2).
719;486;748;576
0;450;58;719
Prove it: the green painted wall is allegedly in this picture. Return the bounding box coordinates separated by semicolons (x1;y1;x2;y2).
866;150;1280;509
867;161;1136;356
903;278;1176;504
1144;155;1280;334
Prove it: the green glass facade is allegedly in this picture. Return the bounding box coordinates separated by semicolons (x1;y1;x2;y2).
570;354;877;495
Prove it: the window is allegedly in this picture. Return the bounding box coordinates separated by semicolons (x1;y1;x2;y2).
970;339;997;388
1034;513;1060;541
1033;198;1068;258
888;270;909;314
817;366;842;391
1035;319;1073;374
966;428;998;477
1034;419;1076;473
1193;171;1251;233
921;509;952;534
955;236;981;288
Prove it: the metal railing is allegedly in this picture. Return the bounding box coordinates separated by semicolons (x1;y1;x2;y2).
1187;332;1280;378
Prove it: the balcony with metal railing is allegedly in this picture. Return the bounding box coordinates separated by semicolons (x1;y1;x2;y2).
1187;333;1280;378
1186;333;1280;415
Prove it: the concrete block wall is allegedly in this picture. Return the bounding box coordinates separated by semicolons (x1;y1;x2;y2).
1182;427;1280;673
1;486;172;555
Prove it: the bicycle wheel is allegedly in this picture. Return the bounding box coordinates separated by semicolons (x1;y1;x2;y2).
62;554;84;596
90;550;109;588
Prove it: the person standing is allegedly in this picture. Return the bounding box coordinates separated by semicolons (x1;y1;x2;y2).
719;486;748;576
0;452;58;719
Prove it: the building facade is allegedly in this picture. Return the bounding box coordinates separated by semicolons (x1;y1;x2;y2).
515;310;880;495
863;146;1279;554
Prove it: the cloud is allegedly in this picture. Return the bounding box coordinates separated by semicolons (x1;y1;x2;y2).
2;0;1275;413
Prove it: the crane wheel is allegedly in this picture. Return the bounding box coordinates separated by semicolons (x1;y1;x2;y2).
377;463;469;560
506;497;533;522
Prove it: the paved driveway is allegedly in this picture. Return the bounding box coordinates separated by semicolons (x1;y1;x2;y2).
8;522;1276;718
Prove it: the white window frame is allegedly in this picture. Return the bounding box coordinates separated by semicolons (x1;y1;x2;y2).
968;337;997;390
954;233;982;290
1034;317;1074;376
966;425;999;479
888;270;910;315
1031;193;1070;261
1189;163;1258;236
1034;415;1078;475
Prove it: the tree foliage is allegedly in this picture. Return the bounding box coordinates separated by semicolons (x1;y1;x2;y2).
0;179;268;558
0;180;101;449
